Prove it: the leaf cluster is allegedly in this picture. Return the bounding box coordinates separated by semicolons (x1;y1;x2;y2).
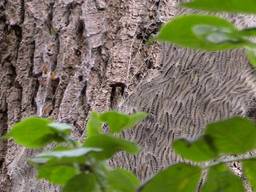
5;112;256;191
5;112;147;192
140;117;256;192
156;0;256;67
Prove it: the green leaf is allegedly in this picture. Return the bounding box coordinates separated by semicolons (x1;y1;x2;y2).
29;146;72;164
63;173;100;192
156;15;247;51
30;156;50;164
205;116;256;154
106;168;140;192
86;112;103;138
36;147;101;159
139;163;201;192
182;0;256;14
93;162;109;187
202;164;245;192
6;117;56;148
174;117;256;161
48;122;72;134
242;159;256;191
37;164;78;185
239;28;256;37
5;117;74;148
246;48;256;68
173;136;218;162
99;111;147;133
31;147;101;164
99;111;129;133
125;112;148;129
84;134;140;160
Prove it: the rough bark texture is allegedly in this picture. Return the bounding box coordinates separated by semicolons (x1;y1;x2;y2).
1;0;256;191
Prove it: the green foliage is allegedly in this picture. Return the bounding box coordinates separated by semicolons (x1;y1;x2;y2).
139;163;201;192
37;165;78;185
6;111;256;191
246;48;256;68
5;117;71;148
173;137;218;162
48;122;72;134
84;135;140;160
243;159;256;191
204;117;256;154
106;168;140;192
201;164;244;192
99;111;147;133
142;116;256;192
182;0;256;14
33;147;101;164
156;15;246;51
174;117;256;162
86;112;103;137
240;28;256;37
5;111;147;192
156;0;256;67
63;173;100;192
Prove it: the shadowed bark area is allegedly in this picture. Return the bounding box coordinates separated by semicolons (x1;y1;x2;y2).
1;0;256;191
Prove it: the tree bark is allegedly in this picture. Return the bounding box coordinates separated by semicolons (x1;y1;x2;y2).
1;0;256;191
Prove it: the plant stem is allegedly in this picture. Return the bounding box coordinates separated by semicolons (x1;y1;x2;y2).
201;152;256;169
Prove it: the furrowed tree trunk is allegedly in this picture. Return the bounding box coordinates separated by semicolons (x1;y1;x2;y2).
1;0;256;191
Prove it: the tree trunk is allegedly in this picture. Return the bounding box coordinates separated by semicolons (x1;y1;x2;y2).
1;0;256;191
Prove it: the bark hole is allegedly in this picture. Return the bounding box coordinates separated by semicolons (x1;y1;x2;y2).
110;83;126;109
